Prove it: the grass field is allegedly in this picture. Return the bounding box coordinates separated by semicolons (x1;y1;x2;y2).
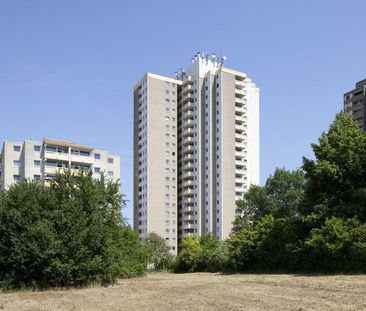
1;273;366;310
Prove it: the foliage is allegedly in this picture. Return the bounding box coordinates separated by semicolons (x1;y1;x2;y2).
174;235;228;273
233;185;270;232
0;171;147;289
194;113;366;274
233;168;304;233
302;217;366;272
265;168;305;218
302;113;366;223
145;232;173;270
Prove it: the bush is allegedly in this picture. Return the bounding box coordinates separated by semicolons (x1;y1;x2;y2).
303;217;366;272
174;235;228;273
0;171;147;289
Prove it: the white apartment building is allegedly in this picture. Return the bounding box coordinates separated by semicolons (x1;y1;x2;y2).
0;138;120;190
134;53;259;252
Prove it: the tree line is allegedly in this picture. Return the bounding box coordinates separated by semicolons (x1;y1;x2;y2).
1;112;365;289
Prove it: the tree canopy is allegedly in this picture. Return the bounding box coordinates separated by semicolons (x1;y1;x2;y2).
0;171;147;289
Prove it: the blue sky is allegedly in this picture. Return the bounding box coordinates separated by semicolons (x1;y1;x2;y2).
1;0;365;224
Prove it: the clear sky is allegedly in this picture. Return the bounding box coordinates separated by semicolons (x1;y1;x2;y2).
1;0;365;224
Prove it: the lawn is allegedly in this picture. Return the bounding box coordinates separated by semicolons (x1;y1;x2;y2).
1;273;366;310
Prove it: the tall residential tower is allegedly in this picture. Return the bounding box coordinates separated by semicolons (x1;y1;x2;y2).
134;54;259;252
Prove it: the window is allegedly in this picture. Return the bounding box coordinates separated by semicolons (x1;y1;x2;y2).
71;149;90;157
108;158;114;164
13;160;20;167
34;145;41;152
94;167;101;173
13;146;21;152
33;175;41;181
107;171;114;177
94;153;101;160
34;160;41;167
13;175;20;181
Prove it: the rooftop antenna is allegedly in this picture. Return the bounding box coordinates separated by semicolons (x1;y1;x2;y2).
220;55;227;66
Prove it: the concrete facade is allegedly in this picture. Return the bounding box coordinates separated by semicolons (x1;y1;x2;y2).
134;54;260;251
344;79;366;132
0;139;120;190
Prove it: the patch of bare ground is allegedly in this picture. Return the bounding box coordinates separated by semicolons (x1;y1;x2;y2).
1;273;366;310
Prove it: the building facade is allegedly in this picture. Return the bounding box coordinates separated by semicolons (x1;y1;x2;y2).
344;79;366;132
134;54;259;252
0;138;120;190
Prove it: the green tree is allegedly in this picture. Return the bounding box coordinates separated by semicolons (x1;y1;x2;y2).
302;113;366;222
303;217;366;272
174;236;202;272
265;168;305;218
145;232;173;270
233;185;270;232
233;168;304;232
0;171;147;289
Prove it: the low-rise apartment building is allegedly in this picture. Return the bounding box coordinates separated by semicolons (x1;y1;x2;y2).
0;138;120;190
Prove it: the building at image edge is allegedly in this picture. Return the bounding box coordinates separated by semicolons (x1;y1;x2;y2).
0;138;120;190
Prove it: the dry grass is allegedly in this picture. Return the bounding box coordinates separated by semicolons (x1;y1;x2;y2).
1;273;366;310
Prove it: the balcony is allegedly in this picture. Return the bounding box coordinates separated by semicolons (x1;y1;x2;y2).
183;128;194;138
183;101;194;113
183;136;194;146
183;110;194;121
183;205;194;213
183;119;194;130
44;166;68;175
184;214;194;222
182;84;194;95
183;76;194;86
184;162;194;171
182;179;193;188
235;106;244;116
183;197;194;205
235;80;245;88
183;153;194;163
184;190;195;198
235;133;244;142
44;151;69;162
235;89;247;97
182;171;194;180
182;93;194;103
70;154;94;165
183;145;194;156
183;223;194;229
